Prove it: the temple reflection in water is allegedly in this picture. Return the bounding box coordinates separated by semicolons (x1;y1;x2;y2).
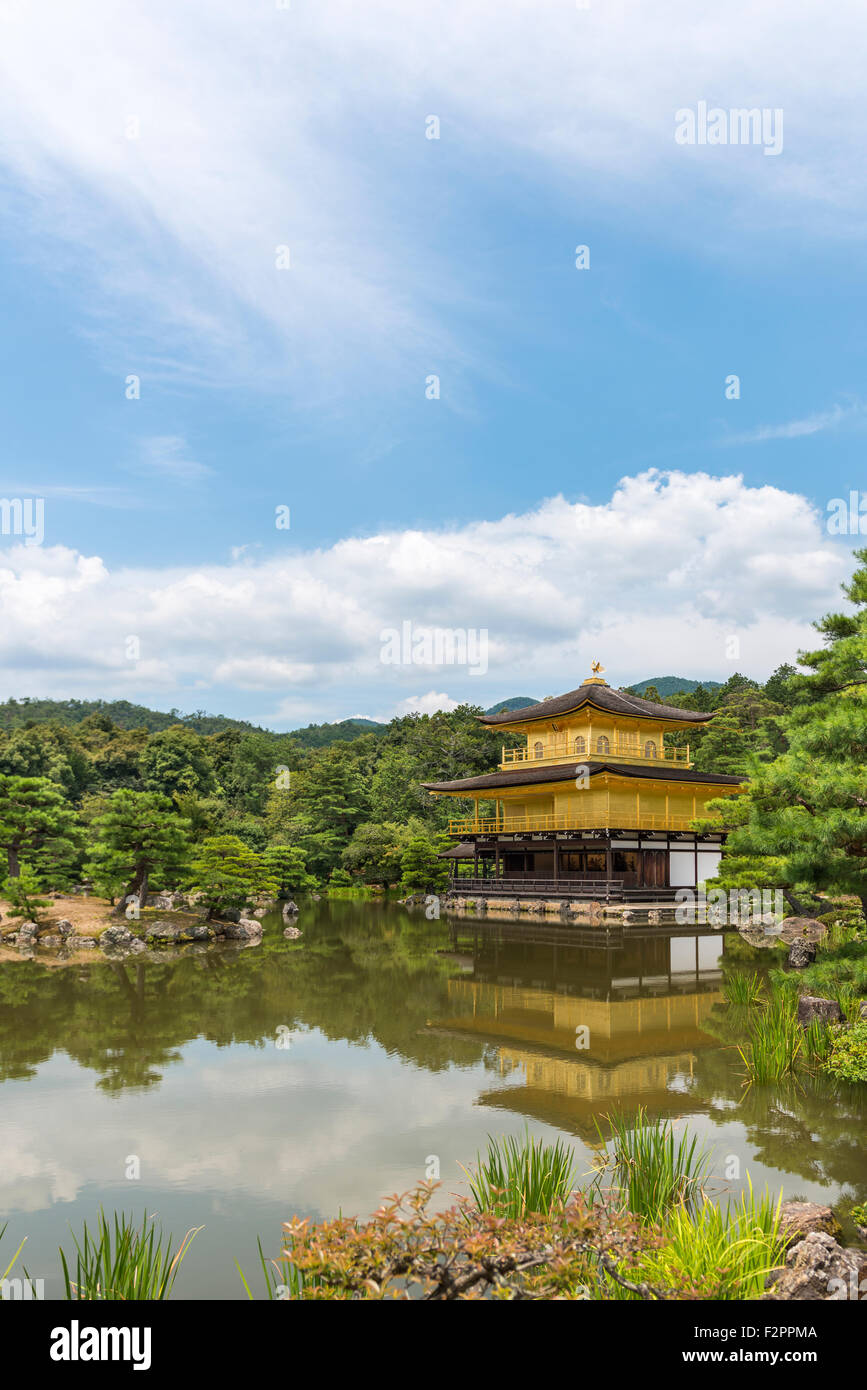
430;919;728;1139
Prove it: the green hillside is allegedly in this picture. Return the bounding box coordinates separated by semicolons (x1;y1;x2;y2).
0;697;386;748
287;718;386;748
625;677;723;698
0;697;258;735
483;697;538;715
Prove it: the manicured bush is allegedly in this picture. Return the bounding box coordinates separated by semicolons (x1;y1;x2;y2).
824;1020;867;1083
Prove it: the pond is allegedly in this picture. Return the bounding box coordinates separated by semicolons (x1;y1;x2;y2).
0;898;864;1298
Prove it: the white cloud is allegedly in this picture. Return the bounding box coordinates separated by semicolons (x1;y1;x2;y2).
0;470;853;722
389;692;460;718
0;2;864;394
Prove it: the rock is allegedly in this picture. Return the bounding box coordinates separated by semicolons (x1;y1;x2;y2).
787;940;817;969
251;907;267;919
38;935;62;948
778;1201;843;1249
67;936;96;949
282;901;299;917
763;1231;866;1300
859;1001;867;1022
100;924;136;949
797;995;843;1028
17;920;39;938
222;917;263;940
55;919;74;937
737;927;787;950
145;920;185;942
283;925;302;939
144;919;209;944
779;916;828;944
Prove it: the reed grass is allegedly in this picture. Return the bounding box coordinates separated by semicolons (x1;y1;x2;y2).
724;971;763;1007
603;1181;786;1300
737;993;801;1083
0;1223;28;1297
465;1129;576;1218
236;1236;320;1299
59;1210;201;1300
593;1109;711;1223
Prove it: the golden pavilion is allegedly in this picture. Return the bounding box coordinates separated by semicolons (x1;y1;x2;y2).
422;666;745;900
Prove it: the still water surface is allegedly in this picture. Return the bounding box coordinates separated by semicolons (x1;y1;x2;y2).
1;899;864;1298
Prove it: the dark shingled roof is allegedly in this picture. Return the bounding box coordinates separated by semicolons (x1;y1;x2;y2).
422;760;745;794
437;841;477;859
479;681;714;727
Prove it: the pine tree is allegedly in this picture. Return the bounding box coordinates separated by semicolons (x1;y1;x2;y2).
188;835;278;921
262;844;317;895
0;774;81;882
712;549;867;917
400;836;449;893
2;861;51;924
85;790;192;915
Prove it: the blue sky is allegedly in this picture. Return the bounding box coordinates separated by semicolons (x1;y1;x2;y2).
0;1;863;726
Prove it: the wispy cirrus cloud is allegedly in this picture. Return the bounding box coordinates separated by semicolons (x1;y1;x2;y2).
0;1;865;404
128;435;213;483
719;402;863;447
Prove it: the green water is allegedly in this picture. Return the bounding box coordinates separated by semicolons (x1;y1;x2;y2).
0;898;864;1298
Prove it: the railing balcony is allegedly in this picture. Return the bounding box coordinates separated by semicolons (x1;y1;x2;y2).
448;811;698;835
501;740;690;769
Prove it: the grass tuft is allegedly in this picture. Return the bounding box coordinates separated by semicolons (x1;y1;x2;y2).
465;1129;576;1218
59;1210;201;1301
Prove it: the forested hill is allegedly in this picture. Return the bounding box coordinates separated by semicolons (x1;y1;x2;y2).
625;677;723;698
0;697;386;746
0;698;262;735
0;679;729;740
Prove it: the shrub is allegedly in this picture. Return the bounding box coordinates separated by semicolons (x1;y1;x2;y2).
278;1183;667;1300
824;1020;867;1083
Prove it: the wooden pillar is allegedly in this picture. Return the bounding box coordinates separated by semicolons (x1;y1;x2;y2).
495;839;501;880
553;840;559;883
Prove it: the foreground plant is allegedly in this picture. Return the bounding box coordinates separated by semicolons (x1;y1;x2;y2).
465;1129;576;1219
824;1019;867;1082
0;1222;28;1298
592;1109;711;1223
59;1210;201;1300
278;1182;669;1300
606;1182;786;1301
738;993;801;1083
